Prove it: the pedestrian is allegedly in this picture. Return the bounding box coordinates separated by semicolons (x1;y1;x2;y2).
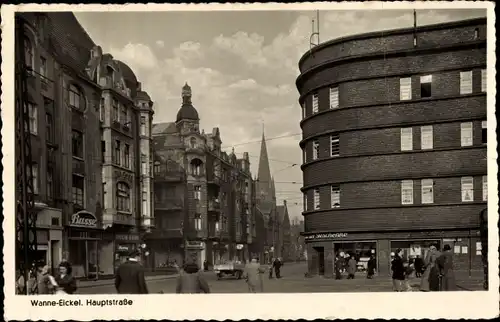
175;260;210;293
274;258;282;279
243;257;265;293
115;249;149;294
55;261;77;294
203;260;209;272
347;255;357;279
391;248;406;292
420;244;440;292
436;244;457;291
414;255;424;278
334;256;342;280
366;255;376;279
36;262;56;295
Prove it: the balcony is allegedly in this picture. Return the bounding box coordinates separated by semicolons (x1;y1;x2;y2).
103;212;135;226
155;170;184;183
72;158;85;175
155;198;183;211
208;199;220;213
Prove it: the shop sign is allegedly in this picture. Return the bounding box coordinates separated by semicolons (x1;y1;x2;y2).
304;232;348;241
115;234;140;242
116;244;133;253
70;211;98;228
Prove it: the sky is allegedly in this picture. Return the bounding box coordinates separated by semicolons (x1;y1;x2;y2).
75;8;486;221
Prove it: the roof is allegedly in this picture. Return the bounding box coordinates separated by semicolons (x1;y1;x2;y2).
152;122;177;135
176;104;199;122
136;91;151;101
115;60;138;92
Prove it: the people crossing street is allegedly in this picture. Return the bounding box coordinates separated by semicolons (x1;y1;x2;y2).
114;249;149;294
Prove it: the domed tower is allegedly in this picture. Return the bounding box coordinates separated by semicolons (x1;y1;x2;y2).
176;83;200;135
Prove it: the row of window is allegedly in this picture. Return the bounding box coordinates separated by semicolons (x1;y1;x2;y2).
108;140;150;175
303;69;487;119
305;121;487;162
304;176;487;211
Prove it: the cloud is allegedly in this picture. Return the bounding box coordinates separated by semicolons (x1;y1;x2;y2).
110;42;158;70
155;40;165;48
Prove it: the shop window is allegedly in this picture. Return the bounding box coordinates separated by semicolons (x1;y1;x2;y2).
482;120;487;144
313;188;320;210
329;87;339;109
459;71;473;95
421;179;434;204
71;130;84;159
123;144;130;168
313;140;319;160
420;75;432;98
399;77;412;101
481;69;486;92
461;177;474;202
330;134;339;157
420;125;433;150
400;127;413;151
460;122;473;147
116;182;131;212
331;185;340;208
28;103;38;135
401;180;413;205
482;176;487;201
72;174;84;208
312;93;319;113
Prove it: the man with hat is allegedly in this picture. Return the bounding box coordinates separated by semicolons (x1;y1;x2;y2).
115;248;149;294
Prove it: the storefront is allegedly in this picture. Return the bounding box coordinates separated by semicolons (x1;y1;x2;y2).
114;233;140;272
211;242;229;264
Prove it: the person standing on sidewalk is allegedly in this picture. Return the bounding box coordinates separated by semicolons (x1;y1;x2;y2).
420;244;440;292
347;255;357;279
436;244;457;291
391;249;406;292
243;257;265;293
115;249;149;294
366;255;376;279
54;261;77;294
274;258;283;279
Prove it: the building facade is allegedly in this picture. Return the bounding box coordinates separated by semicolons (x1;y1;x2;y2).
16;12;154;278
150;84;256;269
296;18;487;277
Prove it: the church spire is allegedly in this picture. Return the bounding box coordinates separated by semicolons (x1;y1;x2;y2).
257;129;272;189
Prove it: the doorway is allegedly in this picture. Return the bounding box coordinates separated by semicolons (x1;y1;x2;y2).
314;246;325;275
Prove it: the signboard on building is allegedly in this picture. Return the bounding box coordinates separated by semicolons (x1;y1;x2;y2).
304;233;348;241
69;211;98;228
115;234;140;242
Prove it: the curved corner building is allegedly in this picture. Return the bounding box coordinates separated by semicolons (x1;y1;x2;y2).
296;18;487;277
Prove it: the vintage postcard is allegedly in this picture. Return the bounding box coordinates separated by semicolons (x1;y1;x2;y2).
1;1;498;321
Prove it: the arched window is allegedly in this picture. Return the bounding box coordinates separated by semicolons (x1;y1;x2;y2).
68;84;84;110
116;182;130;212
190;158;203;176
24;37;34;69
154;161;161;175
190;137;197;148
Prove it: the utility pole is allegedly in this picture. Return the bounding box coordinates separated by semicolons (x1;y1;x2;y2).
15;15;37;294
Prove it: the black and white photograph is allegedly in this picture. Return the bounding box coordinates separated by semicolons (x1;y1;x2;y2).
2;2;498;321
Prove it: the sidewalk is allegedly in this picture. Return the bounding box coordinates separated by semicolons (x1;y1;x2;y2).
77;273;179;288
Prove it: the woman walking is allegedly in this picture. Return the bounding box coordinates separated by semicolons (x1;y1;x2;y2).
391;249;406;292
55;261;77;294
420;244;441;292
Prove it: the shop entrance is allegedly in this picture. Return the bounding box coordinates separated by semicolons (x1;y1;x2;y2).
390;239;441;261
333;241;377;272
313;247;325;275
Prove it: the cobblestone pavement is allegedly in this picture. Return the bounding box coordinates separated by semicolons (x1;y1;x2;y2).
76;262;484;294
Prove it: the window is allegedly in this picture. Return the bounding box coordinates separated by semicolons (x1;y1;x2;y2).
68;85;82;110
154;161;161;174
303;193;307;212
46;113;53;142
400;77;412;100
329;87;339;109
114;140;121;165
116;182;131;211
140;116;147;136
461;177;474;202
215;221;220;232
142;192;148;217
474;28;479;39
28;103;37;134
313;188;320;210
401;180;413;205
141;154;147;175
99;98;105;122
312;93;319;113
120;105;127;125
123;144;130;168
24;37;33;68
301;103;305;119
40;57;47;78
460;122;473;147
46;166;53;200
112;99;118;122
312;140;319;160
420;125;433;150
29;164;39;194
72;175;84;208
190;159;203;176
330;134;339;157
331;185;340;208
421;179;434;204
482;175;487;201
302;149;306;164
481;69;486;92
460;71;473;95
71;130;84;158
194;214;202;231
190;137;196;148
400;128;413;151
101;141;105;163
420;75;432;98
194;185;201;200
481;121;487;144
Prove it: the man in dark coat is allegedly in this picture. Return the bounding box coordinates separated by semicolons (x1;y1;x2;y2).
367;255;376;279
274;258;282;279
436;244;457;291
115;249;149;294
391;248;406;292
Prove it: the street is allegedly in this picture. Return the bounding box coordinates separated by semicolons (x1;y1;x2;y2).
76;262;484;294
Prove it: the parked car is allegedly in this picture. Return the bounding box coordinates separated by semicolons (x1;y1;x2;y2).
213;261;245;280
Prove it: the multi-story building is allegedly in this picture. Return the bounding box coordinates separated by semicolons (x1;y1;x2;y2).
296;18;487;277
16;12;154;278
150;84;256;268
